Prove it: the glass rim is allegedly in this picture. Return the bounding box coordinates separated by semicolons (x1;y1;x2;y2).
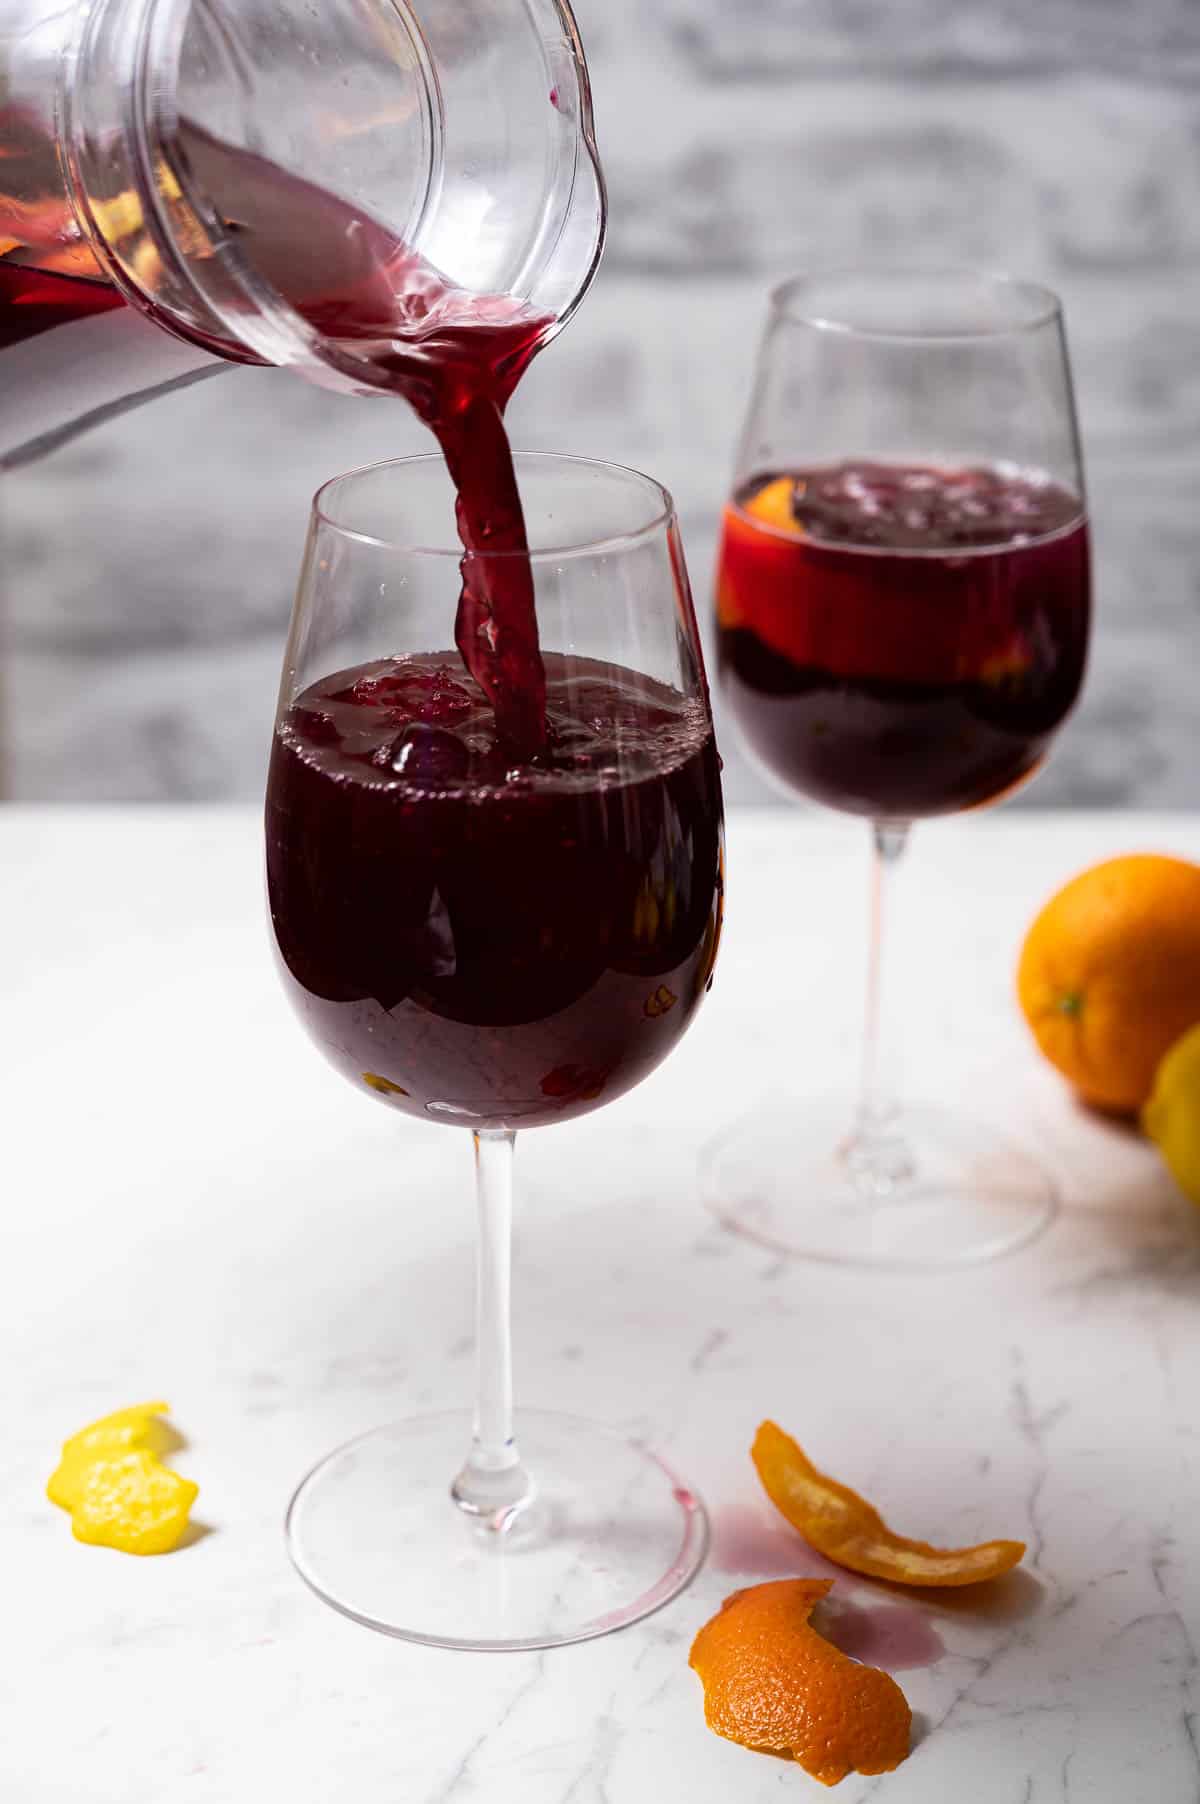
312;452;677;560
768;266;1064;341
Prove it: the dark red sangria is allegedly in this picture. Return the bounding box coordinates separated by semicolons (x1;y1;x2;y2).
266;652;723;1130
269;453;724;1650
702;269;1093;1269
717;461;1091;818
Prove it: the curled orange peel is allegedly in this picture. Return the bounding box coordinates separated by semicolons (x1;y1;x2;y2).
752;1420;1025;1588
689;1578;911;1785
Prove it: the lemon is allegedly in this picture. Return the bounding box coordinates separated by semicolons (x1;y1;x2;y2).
1142;1023;1200;1206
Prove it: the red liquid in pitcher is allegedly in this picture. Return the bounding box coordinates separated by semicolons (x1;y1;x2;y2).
0;260;126;344
265;653;724;1129
717;462;1090;818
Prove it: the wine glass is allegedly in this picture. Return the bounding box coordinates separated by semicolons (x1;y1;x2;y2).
703;269;1090;1268
266;453;724;1648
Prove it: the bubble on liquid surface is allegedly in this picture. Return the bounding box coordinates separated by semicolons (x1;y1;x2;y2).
787;460;1082;552
546;713;603;771
286;654;713;798
342;666;475;723
389;724;471;782
290;705;338;745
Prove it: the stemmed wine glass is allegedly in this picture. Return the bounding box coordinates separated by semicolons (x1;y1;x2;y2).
266;453;724;1648
703;269;1090;1268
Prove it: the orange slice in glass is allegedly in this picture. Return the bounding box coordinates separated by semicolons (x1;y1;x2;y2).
753;1420;1025;1587
690;1578;911;1784
743;475;804;536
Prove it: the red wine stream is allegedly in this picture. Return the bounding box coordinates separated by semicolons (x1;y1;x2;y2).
1;122;553;753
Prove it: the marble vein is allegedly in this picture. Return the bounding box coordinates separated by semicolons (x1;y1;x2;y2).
688;1328;729;1374
556;1711;620;1804
1008;1345;1063;1574
425;1657;548;1804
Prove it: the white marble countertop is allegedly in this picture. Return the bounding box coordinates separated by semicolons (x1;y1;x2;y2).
5;806;1200;1802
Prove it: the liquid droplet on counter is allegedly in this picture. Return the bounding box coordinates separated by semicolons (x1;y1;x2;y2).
814;1594;945;1673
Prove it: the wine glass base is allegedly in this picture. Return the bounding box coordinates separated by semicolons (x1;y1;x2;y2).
701;1097;1058;1269
285;1410;708;1650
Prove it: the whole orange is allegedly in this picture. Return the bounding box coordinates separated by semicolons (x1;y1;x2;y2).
1017;854;1200;1112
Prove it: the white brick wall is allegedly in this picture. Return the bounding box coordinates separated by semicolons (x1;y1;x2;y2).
2;0;1197;804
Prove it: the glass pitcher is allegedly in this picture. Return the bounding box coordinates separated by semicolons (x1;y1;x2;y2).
0;0;605;467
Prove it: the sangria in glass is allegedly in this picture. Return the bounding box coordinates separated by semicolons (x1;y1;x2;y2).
267;452;724;1648
705;269;1090;1268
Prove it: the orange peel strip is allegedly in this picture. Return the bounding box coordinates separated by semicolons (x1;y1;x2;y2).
690;1578;911;1785
752;1420;1025;1588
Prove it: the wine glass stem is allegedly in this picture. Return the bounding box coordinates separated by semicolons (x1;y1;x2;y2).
846;821;914;1192
451;1127;535;1531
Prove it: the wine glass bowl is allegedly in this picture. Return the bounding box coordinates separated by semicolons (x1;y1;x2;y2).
268;455;722;1133
265;453;724;1647
705;269;1091;1269
718;459;1091;821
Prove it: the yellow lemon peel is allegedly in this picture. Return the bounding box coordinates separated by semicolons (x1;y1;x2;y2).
70;1450;198;1556
48;1402;170;1510
48;1403;197;1553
